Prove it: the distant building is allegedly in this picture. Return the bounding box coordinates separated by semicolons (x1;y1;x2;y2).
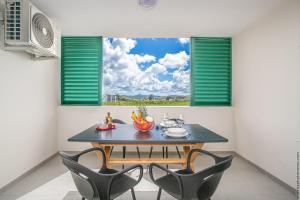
104;94;117;102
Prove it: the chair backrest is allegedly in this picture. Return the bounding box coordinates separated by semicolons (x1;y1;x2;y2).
196;155;233;200
112;119;126;124
71;171;95;200
59;152;98;200
196;171;224;200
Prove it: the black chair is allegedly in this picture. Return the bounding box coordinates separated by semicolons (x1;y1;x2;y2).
111;119;126;125
149;149;233;200
59;147;143;200
148;146;182;169
110;119;141;169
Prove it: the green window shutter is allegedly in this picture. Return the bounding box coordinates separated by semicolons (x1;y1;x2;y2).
191;37;231;106
61;36;102;105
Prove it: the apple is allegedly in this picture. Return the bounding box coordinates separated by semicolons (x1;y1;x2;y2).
145;116;154;123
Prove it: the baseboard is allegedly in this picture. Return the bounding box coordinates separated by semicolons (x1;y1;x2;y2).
0;152;59;194
235;153;297;196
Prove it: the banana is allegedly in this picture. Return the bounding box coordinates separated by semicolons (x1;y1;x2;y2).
138;111;143;120
131;111;138;122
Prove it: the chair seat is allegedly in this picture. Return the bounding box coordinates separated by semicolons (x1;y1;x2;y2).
99;168;138;199
155;169;194;199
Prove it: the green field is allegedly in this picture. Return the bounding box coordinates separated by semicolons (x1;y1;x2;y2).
103;100;189;106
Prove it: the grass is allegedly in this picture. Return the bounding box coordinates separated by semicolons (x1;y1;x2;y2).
103;100;189;106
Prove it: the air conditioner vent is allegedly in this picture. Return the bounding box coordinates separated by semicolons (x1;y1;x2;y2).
5;0;21;41
32;13;54;48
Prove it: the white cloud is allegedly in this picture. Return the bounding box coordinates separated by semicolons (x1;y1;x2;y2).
133;54;156;63
167;68;190;94
178;38;190;44
103;38;142;94
159;51;190;69
145;63;166;74
103;38;190;96
111;38;136;53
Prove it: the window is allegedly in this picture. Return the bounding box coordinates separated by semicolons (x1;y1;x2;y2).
103;38;190;106
61;36;231;106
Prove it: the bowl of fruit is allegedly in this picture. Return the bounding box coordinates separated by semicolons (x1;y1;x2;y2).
131;106;155;132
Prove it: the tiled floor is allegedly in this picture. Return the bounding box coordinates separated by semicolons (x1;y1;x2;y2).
0;151;297;200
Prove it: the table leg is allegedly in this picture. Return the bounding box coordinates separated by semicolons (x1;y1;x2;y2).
91;143;203;169
182;145;191;169
91;142;104;166
189;143;204;171
104;146;112;168
91;143;112;168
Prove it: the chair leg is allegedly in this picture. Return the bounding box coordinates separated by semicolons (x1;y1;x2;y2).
136;147;141;158
166;146;169;169
175;146;181;158
82;197;85;200
122;146;126;169
131;188;136;200
110;146;114;157
148;146;153;158
147;146;153;170
157;188;162;200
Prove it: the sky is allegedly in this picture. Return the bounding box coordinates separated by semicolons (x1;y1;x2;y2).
103;38;190;96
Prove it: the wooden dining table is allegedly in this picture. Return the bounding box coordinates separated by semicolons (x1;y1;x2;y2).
68;124;228;170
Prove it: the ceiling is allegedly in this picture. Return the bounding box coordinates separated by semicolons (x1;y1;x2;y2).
30;0;282;37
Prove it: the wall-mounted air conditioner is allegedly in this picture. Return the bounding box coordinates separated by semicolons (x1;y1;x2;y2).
3;0;60;58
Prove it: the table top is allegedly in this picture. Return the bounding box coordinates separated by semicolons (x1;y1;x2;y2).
68;124;228;144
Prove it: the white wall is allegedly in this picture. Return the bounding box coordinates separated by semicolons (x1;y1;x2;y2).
233;0;300;188
1;0;297;191
297;140;300;200
31;0;281;37
58;106;235;152
0;50;58;188
54;0;238;153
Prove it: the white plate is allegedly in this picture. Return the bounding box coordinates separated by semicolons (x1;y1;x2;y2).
165;128;189;138
165;131;189;138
